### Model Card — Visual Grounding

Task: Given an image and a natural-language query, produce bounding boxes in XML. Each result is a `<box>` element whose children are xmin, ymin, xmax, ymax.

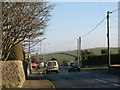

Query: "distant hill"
<box><xmin>44</xmin><ymin>47</ymin><xmax>118</xmax><ymax>56</ymax></box>
<box><xmin>32</xmin><ymin>47</ymin><xmax>118</xmax><ymax>64</ymax></box>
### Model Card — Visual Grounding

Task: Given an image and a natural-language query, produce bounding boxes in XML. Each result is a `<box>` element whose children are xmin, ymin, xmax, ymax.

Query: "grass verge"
<box><xmin>37</xmin><ymin>68</ymin><xmax>46</xmax><ymax>72</ymax></box>
<box><xmin>0</xmin><ymin>85</ymin><xmax>2</xmax><ymax>90</ymax></box>
<box><xmin>81</xmin><ymin>67</ymin><xmax>108</xmax><ymax>70</ymax></box>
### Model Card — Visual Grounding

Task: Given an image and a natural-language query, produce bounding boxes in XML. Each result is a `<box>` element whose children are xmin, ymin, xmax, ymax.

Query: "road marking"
<box><xmin>113</xmin><ymin>84</ymin><xmax>120</xmax><ymax>87</ymax></box>
<box><xmin>50</xmin><ymin>81</ymin><xmax>56</xmax><ymax>88</ymax></box>
<box><xmin>95</xmin><ymin>79</ymin><xmax>108</xmax><ymax>83</ymax></box>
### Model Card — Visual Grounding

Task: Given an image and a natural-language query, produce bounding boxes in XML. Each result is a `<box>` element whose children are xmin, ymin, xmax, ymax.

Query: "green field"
<box><xmin>32</xmin><ymin>47</ymin><xmax>118</xmax><ymax>65</ymax></box>
<box><xmin>81</xmin><ymin>66</ymin><xmax>108</xmax><ymax>70</ymax></box>
<box><xmin>44</xmin><ymin>53</ymin><xmax>75</xmax><ymax>65</ymax></box>
<box><xmin>64</xmin><ymin>47</ymin><xmax>118</xmax><ymax>56</ymax></box>
<box><xmin>41</xmin><ymin>47</ymin><xmax>118</xmax><ymax>64</ymax></box>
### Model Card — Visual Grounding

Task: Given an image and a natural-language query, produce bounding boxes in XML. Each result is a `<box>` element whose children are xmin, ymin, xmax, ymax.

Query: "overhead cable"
<box><xmin>111</xmin><ymin>7</ymin><xmax>120</xmax><ymax>13</ymax></box>
<box><xmin>82</xmin><ymin>16</ymin><xmax>107</xmax><ymax>38</ymax></box>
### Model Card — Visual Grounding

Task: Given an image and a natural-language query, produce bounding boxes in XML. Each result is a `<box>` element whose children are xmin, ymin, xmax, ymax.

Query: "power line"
<box><xmin>111</xmin><ymin>7</ymin><xmax>120</xmax><ymax>13</ymax></box>
<box><xmin>81</xmin><ymin>7</ymin><xmax>120</xmax><ymax>38</ymax></box>
<box><xmin>82</xmin><ymin>16</ymin><xmax>107</xmax><ymax>38</ymax></box>
<box><xmin>111</xmin><ymin>17</ymin><xmax>118</xmax><ymax>24</ymax></box>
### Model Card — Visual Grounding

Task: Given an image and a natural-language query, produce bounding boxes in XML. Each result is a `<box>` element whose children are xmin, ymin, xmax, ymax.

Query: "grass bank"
<box><xmin>81</xmin><ymin>66</ymin><xmax>108</xmax><ymax>70</ymax></box>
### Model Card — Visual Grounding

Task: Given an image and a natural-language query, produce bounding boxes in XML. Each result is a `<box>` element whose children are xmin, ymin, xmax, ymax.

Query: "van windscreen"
<box><xmin>48</xmin><ymin>62</ymin><xmax>56</xmax><ymax>66</ymax></box>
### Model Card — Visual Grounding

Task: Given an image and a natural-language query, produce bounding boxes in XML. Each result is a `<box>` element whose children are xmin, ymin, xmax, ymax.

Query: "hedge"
<box><xmin>8</xmin><ymin>43</ymin><xmax>24</xmax><ymax>61</ymax></box>
<box><xmin>82</xmin><ymin>54</ymin><xmax>120</xmax><ymax>66</ymax></box>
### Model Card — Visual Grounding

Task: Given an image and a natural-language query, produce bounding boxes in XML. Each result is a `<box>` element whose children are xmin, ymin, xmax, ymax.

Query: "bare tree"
<box><xmin>2</xmin><ymin>2</ymin><xmax>53</xmax><ymax>61</ymax></box>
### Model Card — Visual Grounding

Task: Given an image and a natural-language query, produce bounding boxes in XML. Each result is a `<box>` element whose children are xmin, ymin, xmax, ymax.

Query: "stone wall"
<box><xmin>2</xmin><ymin>61</ymin><xmax>25</xmax><ymax>88</ymax></box>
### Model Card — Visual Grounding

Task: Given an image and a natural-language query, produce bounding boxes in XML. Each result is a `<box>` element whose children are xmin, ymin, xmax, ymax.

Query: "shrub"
<box><xmin>7</xmin><ymin>43</ymin><xmax>24</xmax><ymax>61</ymax></box>
<box><xmin>82</xmin><ymin>54</ymin><xmax>120</xmax><ymax>66</ymax></box>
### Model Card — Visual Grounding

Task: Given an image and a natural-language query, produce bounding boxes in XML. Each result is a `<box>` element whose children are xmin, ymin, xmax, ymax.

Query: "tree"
<box><xmin>81</xmin><ymin>49</ymin><xmax>94</xmax><ymax>60</ymax></box>
<box><xmin>101</xmin><ymin>49</ymin><xmax>107</xmax><ymax>55</ymax></box>
<box><xmin>101</xmin><ymin>49</ymin><xmax>112</xmax><ymax>55</ymax></box>
<box><xmin>2</xmin><ymin>2</ymin><xmax>53</xmax><ymax>61</ymax></box>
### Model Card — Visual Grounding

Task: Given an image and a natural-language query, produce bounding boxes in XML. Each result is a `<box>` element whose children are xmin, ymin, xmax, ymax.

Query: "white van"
<box><xmin>46</xmin><ymin>60</ymin><xmax>59</xmax><ymax>73</ymax></box>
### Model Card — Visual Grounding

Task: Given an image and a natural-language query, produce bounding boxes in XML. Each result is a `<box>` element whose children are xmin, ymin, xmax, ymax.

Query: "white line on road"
<box><xmin>113</xmin><ymin>84</ymin><xmax>120</xmax><ymax>87</ymax></box>
<box><xmin>95</xmin><ymin>79</ymin><xmax>108</xmax><ymax>83</ymax></box>
<box><xmin>50</xmin><ymin>81</ymin><xmax>56</xmax><ymax>88</ymax></box>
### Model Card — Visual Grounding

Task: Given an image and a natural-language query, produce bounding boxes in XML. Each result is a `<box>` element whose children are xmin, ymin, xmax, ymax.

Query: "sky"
<box><xmin>35</xmin><ymin>2</ymin><xmax>119</xmax><ymax>54</ymax></box>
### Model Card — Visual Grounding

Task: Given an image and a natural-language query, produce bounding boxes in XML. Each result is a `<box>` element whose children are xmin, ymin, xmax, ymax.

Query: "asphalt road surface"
<box><xmin>44</xmin><ymin>66</ymin><xmax>120</xmax><ymax>88</ymax></box>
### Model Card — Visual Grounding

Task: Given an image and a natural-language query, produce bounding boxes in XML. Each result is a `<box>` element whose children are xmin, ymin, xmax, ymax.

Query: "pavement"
<box><xmin>2</xmin><ymin>69</ymin><xmax>55</xmax><ymax>90</ymax></box>
<box><xmin>22</xmin><ymin>70</ymin><xmax>55</xmax><ymax>89</ymax></box>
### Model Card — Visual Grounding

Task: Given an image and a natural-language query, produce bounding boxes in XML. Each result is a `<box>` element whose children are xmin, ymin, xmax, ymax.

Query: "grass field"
<box><xmin>81</xmin><ymin>66</ymin><xmax>108</xmax><ymax>70</ymax></box>
<box><xmin>32</xmin><ymin>47</ymin><xmax>118</xmax><ymax>65</ymax></box>
<box><xmin>61</xmin><ymin>47</ymin><xmax>118</xmax><ymax>56</ymax></box>
<box><xmin>42</xmin><ymin>47</ymin><xmax>118</xmax><ymax>62</ymax></box>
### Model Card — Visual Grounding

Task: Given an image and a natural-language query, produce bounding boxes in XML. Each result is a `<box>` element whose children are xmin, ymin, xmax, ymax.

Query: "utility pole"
<box><xmin>0</xmin><ymin>2</ymin><xmax>2</xmax><ymax>86</ymax></box>
<box><xmin>77</xmin><ymin>37</ymin><xmax>81</xmax><ymax>65</ymax></box>
<box><xmin>36</xmin><ymin>52</ymin><xmax>38</xmax><ymax>63</ymax></box>
<box><xmin>107</xmin><ymin>11</ymin><xmax>112</xmax><ymax>66</ymax></box>
<box><xmin>79</xmin><ymin>37</ymin><xmax>81</xmax><ymax>65</ymax></box>
<box><xmin>39</xmin><ymin>38</ymin><xmax>46</xmax><ymax>62</ymax></box>
<box><xmin>39</xmin><ymin>42</ymin><xmax>42</xmax><ymax>62</ymax></box>
<box><xmin>118</xmin><ymin>2</ymin><xmax>120</xmax><ymax>54</ymax></box>
<box><xmin>0</xmin><ymin>2</ymin><xmax>2</xmax><ymax>61</ymax></box>
<box><xmin>28</xmin><ymin>35</ymin><xmax>32</xmax><ymax>74</ymax></box>
<box><xmin>77</xmin><ymin>38</ymin><xmax>79</xmax><ymax>63</ymax></box>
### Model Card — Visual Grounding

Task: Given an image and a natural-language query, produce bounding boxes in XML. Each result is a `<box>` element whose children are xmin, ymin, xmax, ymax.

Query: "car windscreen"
<box><xmin>70</xmin><ymin>63</ymin><xmax>79</xmax><ymax>67</ymax></box>
<box><xmin>48</xmin><ymin>62</ymin><xmax>56</xmax><ymax>66</ymax></box>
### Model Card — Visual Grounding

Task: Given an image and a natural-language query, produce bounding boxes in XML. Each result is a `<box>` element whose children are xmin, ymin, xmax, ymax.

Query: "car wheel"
<box><xmin>46</xmin><ymin>70</ymin><xmax>49</xmax><ymax>74</ymax></box>
<box><xmin>56</xmin><ymin>71</ymin><xmax>59</xmax><ymax>73</ymax></box>
<box><xmin>68</xmin><ymin>70</ymin><xmax>71</xmax><ymax>72</ymax></box>
<box><xmin>78</xmin><ymin>69</ymin><xmax>81</xmax><ymax>72</ymax></box>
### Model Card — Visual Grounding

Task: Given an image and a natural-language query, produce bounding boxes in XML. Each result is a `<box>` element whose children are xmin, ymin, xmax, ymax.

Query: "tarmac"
<box><xmin>22</xmin><ymin>71</ymin><xmax>55</xmax><ymax>88</ymax></box>
<box><xmin>2</xmin><ymin>69</ymin><xmax>55</xmax><ymax>90</ymax></box>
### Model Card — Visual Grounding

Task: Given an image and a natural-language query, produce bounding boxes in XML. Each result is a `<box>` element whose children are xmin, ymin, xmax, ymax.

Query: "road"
<box><xmin>43</xmin><ymin>66</ymin><xmax>120</xmax><ymax>88</ymax></box>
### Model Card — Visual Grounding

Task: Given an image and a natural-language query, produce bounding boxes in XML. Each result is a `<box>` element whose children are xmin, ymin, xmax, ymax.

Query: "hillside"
<box><xmin>34</xmin><ymin>47</ymin><xmax>118</xmax><ymax>64</ymax></box>
<box><xmin>44</xmin><ymin>47</ymin><xmax>118</xmax><ymax>56</ymax></box>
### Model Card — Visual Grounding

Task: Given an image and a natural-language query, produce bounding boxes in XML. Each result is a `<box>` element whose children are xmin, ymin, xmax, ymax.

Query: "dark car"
<box><xmin>68</xmin><ymin>62</ymin><xmax>81</xmax><ymax>72</ymax></box>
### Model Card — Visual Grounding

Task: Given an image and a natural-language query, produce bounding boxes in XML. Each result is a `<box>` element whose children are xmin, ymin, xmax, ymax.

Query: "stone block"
<box><xmin>2</xmin><ymin>61</ymin><xmax>25</xmax><ymax>88</ymax></box>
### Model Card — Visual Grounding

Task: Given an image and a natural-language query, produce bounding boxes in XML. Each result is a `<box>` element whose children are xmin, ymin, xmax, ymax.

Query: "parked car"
<box><xmin>63</xmin><ymin>60</ymin><xmax>69</xmax><ymax>66</ymax></box>
<box><xmin>31</xmin><ymin>63</ymin><xmax>37</xmax><ymax>68</ymax></box>
<box><xmin>31</xmin><ymin>63</ymin><xmax>38</xmax><ymax>70</ymax></box>
<box><xmin>46</xmin><ymin>60</ymin><xmax>59</xmax><ymax>74</ymax></box>
<box><xmin>68</xmin><ymin>62</ymin><xmax>81</xmax><ymax>72</ymax></box>
<box><xmin>38</xmin><ymin>62</ymin><xmax>45</xmax><ymax>69</ymax></box>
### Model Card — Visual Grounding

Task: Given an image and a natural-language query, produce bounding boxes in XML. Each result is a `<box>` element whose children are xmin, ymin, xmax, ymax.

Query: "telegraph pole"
<box><xmin>0</xmin><ymin>2</ymin><xmax>2</xmax><ymax>61</ymax></box>
<box><xmin>118</xmin><ymin>2</ymin><xmax>120</xmax><ymax>54</ymax></box>
<box><xmin>107</xmin><ymin>11</ymin><xmax>112</xmax><ymax>66</ymax></box>
<box><xmin>77</xmin><ymin>37</ymin><xmax>81</xmax><ymax>65</ymax></box>
<box><xmin>0</xmin><ymin>2</ymin><xmax>2</xmax><ymax>86</ymax></box>
<box><xmin>28</xmin><ymin>35</ymin><xmax>32</xmax><ymax>74</ymax></box>
<box><xmin>79</xmin><ymin>37</ymin><xmax>81</xmax><ymax>65</ymax></box>
<box><xmin>77</xmin><ymin>38</ymin><xmax>79</xmax><ymax>64</ymax></box>
<box><xmin>39</xmin><ymin>42</ymin><xmax>42</xmax><ymax>62</ymax></box>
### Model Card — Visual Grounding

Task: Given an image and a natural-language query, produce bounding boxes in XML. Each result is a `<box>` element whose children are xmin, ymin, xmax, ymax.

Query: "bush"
<box><xmin>8</xmin><ymin>43</ymin><xmax>24</xmax><ymax>61</ymax></box>
<box><xmin>82</xmin><ymin>54</ymin><xmax>120</xmax><ymax>66</ymax></box>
